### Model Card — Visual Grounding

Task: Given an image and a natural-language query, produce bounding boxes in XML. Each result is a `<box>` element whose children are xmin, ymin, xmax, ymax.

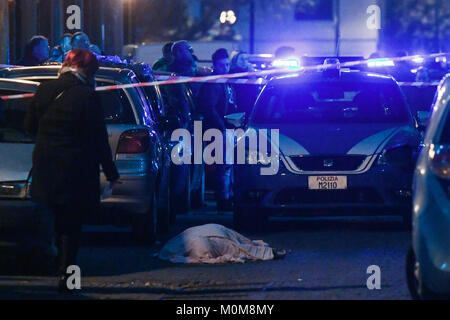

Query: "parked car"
<box><xmin>0</xmin><ymin>78</ymin><xmax>56</xmax><ymax>269</ymax></box>
<box><xmin>0</xmin><ymin>65</ymin><xmax>171</xmax><ymax>244</ymax></box>
<box><xmin>154</xmin><ymin>71</ymin><xmax>205</xmax><ymax>211</ymax></box>
<box><xmin>406</xmin><ymin>74</ymin><xmax>450</xmax><ymax>300</ymax></box>
<box><xmin>228</xmin><ymin>62</ymin><xmax>422</xmax><ymax>232</ymax></box>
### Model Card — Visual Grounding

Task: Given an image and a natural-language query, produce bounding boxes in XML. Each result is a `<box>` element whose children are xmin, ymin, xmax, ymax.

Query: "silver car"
<box><xmin>0</xmin><ymin>66</ymin><xmax>171</xmax><ymax>250</ymax></box>
<box><xmin>407</xmin><ymin>74</ymin><xmax>450</xmax><ymax>299</ymax></box>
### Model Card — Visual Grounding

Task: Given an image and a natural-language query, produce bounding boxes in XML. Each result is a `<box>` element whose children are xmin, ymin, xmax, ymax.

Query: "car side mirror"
<box><xmin>224</xmin><ymin>112</ymin><xmax>246</xmax><ymax>128</ymax></box>
<box><xmin>416</xmin><ymin>111</ymin><xmax>430</xmax><ymax>130</ymax></box>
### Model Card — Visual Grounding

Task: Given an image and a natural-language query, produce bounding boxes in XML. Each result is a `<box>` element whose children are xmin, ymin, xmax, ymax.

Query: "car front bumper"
<box><xmin>0</xmin><ymin>200</ymin><xmax>54</xmax><ymax>252</ymax></box>
<box><xmin>234</xmin><ymin>163</ymin><xmax>412</xmax><ymax>216</ymax></box>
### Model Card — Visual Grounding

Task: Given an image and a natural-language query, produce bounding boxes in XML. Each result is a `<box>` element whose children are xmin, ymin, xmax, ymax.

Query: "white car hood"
<box><xmin>0</xmin><ymin>143</ymin><xmax>34</xmax><ymax>182</ymax></box>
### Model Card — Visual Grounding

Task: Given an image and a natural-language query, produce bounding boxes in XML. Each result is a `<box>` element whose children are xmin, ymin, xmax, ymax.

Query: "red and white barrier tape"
<box><xmin>0</xmin><ymin>52</ymin><xmax>448</xmax><ymax>100</ymax></box>
<box><xmin>0</xmin><ymin>93</ymin><xmax>35</xmax><ymax>100</ymax></box>
<box><xmin>398</xmin><ymin>81</ymin><xmax>440</xmax><ymax>87</ymax></box>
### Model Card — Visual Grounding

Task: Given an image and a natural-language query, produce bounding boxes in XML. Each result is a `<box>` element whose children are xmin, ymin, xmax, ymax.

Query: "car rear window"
<box><xmin>0</xmin><ymin>91</ymin><xmax>34</xmax><ymax>143</ymax></box>
<box><xmin>96</xmin><ymin>82</ymin><xmax>136</xmax><ymax>124</ymax></box>
<box><xmin>252</xmin><ymin>80</ymin><xmax>410</xmax><ymax>125</ymax></box>
<box><xmin>7</xmin><ymin>78</ymin><xmax>137</xmax><ymax>125</ymax></box>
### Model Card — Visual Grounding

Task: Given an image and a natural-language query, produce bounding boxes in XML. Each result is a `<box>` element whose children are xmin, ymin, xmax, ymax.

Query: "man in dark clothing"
<box><xmin>152</xmin><ymin>42</ymin><xmax>174</xmax><ymax>72</ymax></box>
<box><xmin>17</xmin><ymin>36</ymin><xmax>50</xmax><ymax>66</ymax></box>
<box><xmin>169</xmin><ymin>40</ymin><xmax>196</xmax><ymax>76</ymax></box>
<box><xmin>25</xmin><ymin>49</ymin><xmax>119</xmax><ymax>292</ymax></box>
<box><xmin>230</xmin><ymin>51</ymin><xmax>260</xmax><ymax>115</ymax></box>
<box><xmin>197</xmin><ymin>49</ymin><xmax>236</xmax><ymax>211</ymax></box>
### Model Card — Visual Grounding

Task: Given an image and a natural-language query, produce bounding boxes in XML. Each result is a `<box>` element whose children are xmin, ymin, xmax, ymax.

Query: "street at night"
<box><xmin>0</xmin><ymin>203</ymin><xmax>411</xmax><ymax>300</ymax></box>
<box><xmin>0</xmin><ymin>0</ymin><xmax>449</xmax><ymax>307</ymax></box>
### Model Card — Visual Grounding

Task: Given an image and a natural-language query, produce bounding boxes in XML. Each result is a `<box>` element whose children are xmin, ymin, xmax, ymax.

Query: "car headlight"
<box><xmin>0</xmin><ymin>181</ymin><xmax>28</xmax><ymax>198</ymax></box>
<box><xmin>377</xmin><ymin>153</ymin><xmax>388</xmax><ymax>166</ymax></box>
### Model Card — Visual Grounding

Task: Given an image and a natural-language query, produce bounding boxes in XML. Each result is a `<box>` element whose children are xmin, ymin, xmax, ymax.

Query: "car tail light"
<box><xmin>429</xmin><ymin>144</ymin><xmax>450</xmax><ymax>179</ymax></box>
<box><xmin>117</xmin><ymin>129</ymin><xmax>150</xmax><ymax>154</ymax></box>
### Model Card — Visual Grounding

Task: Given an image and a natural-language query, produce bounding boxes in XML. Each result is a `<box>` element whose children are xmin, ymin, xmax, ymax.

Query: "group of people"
<box><xmin>17</xmin><ymin>32</ymin><xmax>103</xmax><ymax>66</ymax></box>
<box><xmin>152</xmin><ymin>40</ymin><xmax>259</xmax><ymax>211</ymax></box>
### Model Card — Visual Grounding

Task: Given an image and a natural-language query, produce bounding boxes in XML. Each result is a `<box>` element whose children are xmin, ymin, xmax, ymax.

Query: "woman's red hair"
<box><xmin>62</xmin><ymin>49</ymin><xmax>99</xmax><ymax>77</ymax></box>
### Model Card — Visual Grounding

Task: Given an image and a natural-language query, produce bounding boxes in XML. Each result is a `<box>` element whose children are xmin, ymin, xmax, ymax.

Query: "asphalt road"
<box><xmin>0</xmin><ymin>204</ymin><xmax>412</xmax><ymax>300</ymax></box>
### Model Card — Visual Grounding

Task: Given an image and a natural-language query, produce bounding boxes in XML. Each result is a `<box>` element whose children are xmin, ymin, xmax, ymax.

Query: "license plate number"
<box><xmin>308</xmin><ymin>176</ymin><xmax>347</xmax><ymax>190</ymax></box>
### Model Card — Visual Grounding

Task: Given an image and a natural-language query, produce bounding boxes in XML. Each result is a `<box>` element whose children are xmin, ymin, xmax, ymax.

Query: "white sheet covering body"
<box><xmin>158</xmin><ymin>224</ymin><xmax>275</xmax><ymax>263</ymax></box>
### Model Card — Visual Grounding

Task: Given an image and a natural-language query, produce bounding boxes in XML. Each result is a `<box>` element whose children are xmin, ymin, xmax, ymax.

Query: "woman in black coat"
<box><xmin>25</xmin><ymin>49</ymin><xmax>120</xmax><ymax>292</ymax></box>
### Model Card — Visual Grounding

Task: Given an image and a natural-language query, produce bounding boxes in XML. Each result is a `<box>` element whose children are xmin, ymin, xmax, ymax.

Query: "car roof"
<box><xmin>0</xmin><ymin>78</ymin><xmax>40</xmax><ymax>92</ymax></box>
<box><xmin>268</xmin><ymin>70</ymin><xmax>397</xmax><ymax>86</ymax></box>
<box><xmin>0</xmin><ymin>65</ymin><xmax>136</xmax><ymax>84</ymax></box>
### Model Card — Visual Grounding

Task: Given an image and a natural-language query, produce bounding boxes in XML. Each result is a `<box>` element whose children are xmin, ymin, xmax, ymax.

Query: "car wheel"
<box><xmin>191</xmin><ymin>164</ymin><xmax>205</xmax><ymax>210</ymax></box>
<box><xmin>233</xmin><ymin>206</ymin><xmax>267</xmax><ymax>233</ymax></box>
<box><xmin>406</xmin><ymin>246</ymin><xmax>437</xmax><ymax>300</ymax></box>
<box><xmin>132</xmin><ymin>192</ymin><xmax>157</xmax><ymax>245</ymax></box>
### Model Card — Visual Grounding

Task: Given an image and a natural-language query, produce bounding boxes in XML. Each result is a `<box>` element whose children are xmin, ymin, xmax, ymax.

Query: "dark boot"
<box><xmin>56</xmin><ymin>235</ymin><xmax>73</xmax><ymax>294</ymax></box>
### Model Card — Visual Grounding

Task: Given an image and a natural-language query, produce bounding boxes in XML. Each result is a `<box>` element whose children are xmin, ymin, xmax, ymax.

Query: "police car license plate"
<box><xmin>308</xmin><ymin>176</ymin><xmax>347</xmax><ymax>190</ymax></box>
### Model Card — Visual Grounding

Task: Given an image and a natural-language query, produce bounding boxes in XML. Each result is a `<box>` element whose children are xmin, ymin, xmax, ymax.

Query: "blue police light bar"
<box><xmin>272</xmin><ymin>58</ymin><xmax>301</xmax><ymax>69</ymax></box>
<box><xmin>412</xmin><ymin>56</ymin><xmax>425</xmax><ymax>64</ymax></box>
<box><xmin>367</xmin><ymin>58</ymin><xmax>395</xmax><ymax>68</ymax></box>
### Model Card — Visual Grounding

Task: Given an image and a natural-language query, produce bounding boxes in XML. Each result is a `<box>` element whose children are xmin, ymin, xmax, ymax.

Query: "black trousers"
<box><xmin>50</xmin><ymin>204</ymin><xmax>84</xmax><ymax>275</ymax></box>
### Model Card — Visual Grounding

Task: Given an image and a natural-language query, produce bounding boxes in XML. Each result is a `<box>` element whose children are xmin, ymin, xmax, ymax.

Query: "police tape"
<box><xmin>0</xmin><ymin>52</ymin><xmax>449</xmax><ymax>100</ymax></box>
<box><xmin>398</xmin><ymin>81</ymin><xmax>441</xmax><ymax>87</ymax></box>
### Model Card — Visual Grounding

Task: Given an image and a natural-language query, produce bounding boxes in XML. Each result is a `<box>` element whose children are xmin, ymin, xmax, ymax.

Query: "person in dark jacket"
<box><xmin>229</xmin><ymin>51</ymin><xmax>260</xmax><ymax>114</ymax></box>
<box><xmin>24</xmin><ymin>49</ymin><xmax>120</xmax><ymax>292</ymax></box>
<box><xmin>152</xmin><ymin>42</ymin><xmax>174</xmax><ymax>72</ymax></box>
<box><xmin>197</xmin><ymin>49</ymin><xmax>236</xmax><ymax>211</ymax></box>
<box><xmin>17</xmin><ymin>35</ymin><xmax>50</xmax><ymax>66</ymax></box>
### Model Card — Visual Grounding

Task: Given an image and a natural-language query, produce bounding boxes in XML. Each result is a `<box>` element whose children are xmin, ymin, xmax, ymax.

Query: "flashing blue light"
<box><xmin>412</xmin><ymin>56</ymin><xmax>425</xmax><ymax>64</ymax></box>
<box><xmin>272</xmin><ymin>58</ymin><xmax>301</xmax><ymax>69</ymax></box>
<box><xmin>367</xmin><ymin>58</ymin><xmax>395</xmax><ymax>68</ymax></box>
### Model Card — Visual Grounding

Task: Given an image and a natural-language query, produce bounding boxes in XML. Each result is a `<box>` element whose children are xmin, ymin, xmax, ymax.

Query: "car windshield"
<box><xmin>252</xmin><ymin>80</ymin><xmax>410</xmax><ymax>125</ymax></box>
<box><xmin>0</xmin><ymin>91</ymin><xmax>34</xmax><ymax>143</ymax></box>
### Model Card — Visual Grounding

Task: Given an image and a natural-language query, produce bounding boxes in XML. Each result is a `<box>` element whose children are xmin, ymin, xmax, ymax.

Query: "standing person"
<box><xmin>229</xmin><ymin>51</ymin><xmax>260</xmax><ymax>114</ymax></box>
<box><xmin>49</xmin><ymin>33</ymin><xmax>72</xmax><ymax>63</ymax></box>
<box><xmin>152</xmin><ymin>42</ymin><xmax>174</xmax><ymax>71</ymax></box>
<box><xmin>169</xmin><ymin>40</ymin><xmax>196</xmax><ymax>76</ymax></box>
<box><xmin>71</xmin><ymin>32</ymin><xmax>91</xmax><ymax>50</ymax></box>
<box><xmin>197</xmin><ymin>48</ymin><xmax>236</xmax><ymax>212</ymax></box>
<box><xmin>24</xmin><ymin>49</ymin><xmax>120</xmax><ymax>293</ymax></box>
<box><xmin>17</xmin><ymin>35</ymin><xmax>50</xmax><ymax>66</ymax></box>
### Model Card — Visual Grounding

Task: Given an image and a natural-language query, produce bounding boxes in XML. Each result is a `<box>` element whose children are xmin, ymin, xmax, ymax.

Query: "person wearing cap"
<box><xmin>197</xmin><ymin>48</ymin><xmax>236</xmax><ymax>212</ymax></box>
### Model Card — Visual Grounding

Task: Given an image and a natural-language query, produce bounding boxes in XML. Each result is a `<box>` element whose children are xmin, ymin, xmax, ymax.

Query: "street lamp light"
<box><xmin>220</xmin><ymin>10</ymin><xmax>236</xmax><ymax>25</ymax></box>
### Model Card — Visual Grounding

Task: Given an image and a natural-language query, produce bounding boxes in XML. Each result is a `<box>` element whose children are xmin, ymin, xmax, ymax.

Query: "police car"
<box><xmin>230</xmin><ymin>60</ymin><xmax>422</xmax><ymax>232</ymax></box>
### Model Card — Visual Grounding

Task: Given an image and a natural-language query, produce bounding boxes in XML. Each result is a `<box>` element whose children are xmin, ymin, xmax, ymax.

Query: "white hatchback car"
<box><xmin>407</xmin><ymin>74</ymin><xmax>450</xmax><ymax>299</ymax></box>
